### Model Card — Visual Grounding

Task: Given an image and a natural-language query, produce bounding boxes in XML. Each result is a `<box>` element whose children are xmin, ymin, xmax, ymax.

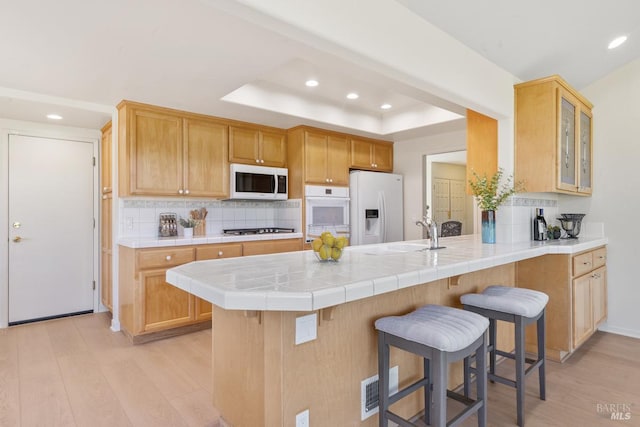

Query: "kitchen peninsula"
<box><xmin>166</xmin><ymin>235</ymin><xmax>607</xmax><ymax>426</ymax></box>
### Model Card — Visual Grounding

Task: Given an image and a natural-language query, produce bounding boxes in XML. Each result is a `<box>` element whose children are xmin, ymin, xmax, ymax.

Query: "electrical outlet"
<box><xmin>126</xmin><ymin>217</ymin><xmax>134</xmax><ymax>230</ymax></box>
<box><xmin>295</xmin><ymin>313</ymin><xmax>317</xmax><ymax>345</ymax></box>
<box><xmin>296</xmin><ymin>409</ymin><xmax>309</xmax><ymax>427</ymax></box>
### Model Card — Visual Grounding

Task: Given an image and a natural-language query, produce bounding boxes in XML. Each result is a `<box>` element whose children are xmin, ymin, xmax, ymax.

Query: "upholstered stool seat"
<box><xmin>461</xmin><ymin>286</ymin><xmax>548</xmax><ymax>427</ymax></box>
<box><xmin>375</xmin><ymin>304</ymin><xmax>489</xmax><ymax>427</ymax></box>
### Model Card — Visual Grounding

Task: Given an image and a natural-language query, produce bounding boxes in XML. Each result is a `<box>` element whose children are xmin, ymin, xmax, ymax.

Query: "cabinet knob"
<box><xmin>102</xmin><ymin>187</ymin><xmax>111</xmax><ymax>193</ymax></box>
<box><xmin>255</xmin><ymin>159</ymin><xmax>260</xmax><ymax>163</ymax></box>
<box><xmin>218</xmin><ymin>251</ymin><xmax>223</xmax><ymax>257</ymax></box>
<box><xmin>329</xmin><ymin>178</ymin><xmax>333</xmax><ymax>183</ymax></box>
<box><xmin>102</xmin><ymin>195</ymin><xmax>107</xmax><ymax>200</ymax></box>
<box><xmin>184</xmin><ymin>189</ymin><xmax>190</xmax><ymax>195</ymax></box>
<box><xmin>178</xmin><ymin>189</ymin><xmax>183</xmax><ymax>194</ymax></box>
<box><xmin>166</xmin><ymin>255</ymin><xmax>172</xmax><ymax>261</ymax></box>
<box><xmin>583</xmin><ymin>261</ymin><xmax>591</xmax><ymax>265</ymax></box>
<box><xmin>260</xmin><ymin>159</ymin><xmax>265</xmax><ymax>164</ymax></box>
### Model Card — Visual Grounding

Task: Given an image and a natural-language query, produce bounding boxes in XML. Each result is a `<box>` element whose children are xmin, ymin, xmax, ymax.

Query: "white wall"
<box><xmin>574</xmin><ymin>58</ymin><xmax>640</xmax><ymax>338</ymax></box>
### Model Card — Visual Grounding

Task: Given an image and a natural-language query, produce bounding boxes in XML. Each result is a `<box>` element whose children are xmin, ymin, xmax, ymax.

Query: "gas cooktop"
<box><xmin>223</xmin><ymin>227</ymin><xmax>295</xmax><ymax>236</ymax></box>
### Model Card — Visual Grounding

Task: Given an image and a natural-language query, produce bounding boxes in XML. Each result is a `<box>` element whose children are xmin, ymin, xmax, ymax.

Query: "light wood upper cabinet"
<box><xmin>515</xmin><ymin>75</ymin><xmax>593</xmax><ymax>195</ymax></box>
<box><xmin>229</xmin><ymin>125</ymin><xmax>286</xmax><ymax>167</ymax></box>
<box><xmin>118</xmin><ymin>101</ymin><xmax>229</xmax><ymax>198</ymax></box>
<box><xmin>303</xmin><ymin>130</ymin><xmax>349</xmax><ymax>185</ymax></box>
<box><xmin>350</xmin><ymin>138</ymin><xmax>393</xmax><ymax>172</ymax></box>
<box><xmin>183</xmin><ymin>118</ymin><xmax>228</xmax><ymax>198</ymax></box>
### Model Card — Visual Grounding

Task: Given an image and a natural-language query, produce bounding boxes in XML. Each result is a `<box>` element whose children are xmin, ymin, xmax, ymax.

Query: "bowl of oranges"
<box><xmin>312</xmin><ymin>231</ymin><xmax>347</xmax><ymax>262</ymax></box>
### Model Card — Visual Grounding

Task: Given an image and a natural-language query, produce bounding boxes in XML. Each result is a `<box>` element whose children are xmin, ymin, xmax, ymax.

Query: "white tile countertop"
<box><xmin>165</xmin><ymin>234</ymin><xmax>608</xmax><ymax>312</ymax></box>
<box><xmin>118</xmin><ymin>232</ymin><xmax>304</xmax><ymax>248</ymax></box>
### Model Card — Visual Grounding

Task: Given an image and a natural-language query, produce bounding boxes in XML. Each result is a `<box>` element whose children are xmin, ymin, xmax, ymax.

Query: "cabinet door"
<box><xmin>578</xmin><ymin>108</ymin><xmax>593</xmax><ymax>194</ymax></box>
<box><xmin>260</xmin><ymin>130</ymin><xmax>287</xmax><ymax>167</ymax></box>
<box><xmin>229</xmin><ymin>126</ymin><xmax>260</xmax><ymax>164</ymax></box>
<box><xmin>557</xmin><ymin>89</ymin><xmax>578</xmax><ymax>191</ymax></box>
<box><xmin>184</xmin><ymin>119</ymin><xmax>229</xmax><ymax>197</ymax></box>
<box><xmin>195</xmin><ymin>243</ymin><xmax>243</xmax><ymax>320</ymax></box>
<box><xmin>326</xmin><ymin>135</ymin><xmax>350</xmax><ymax>185</ymax></box>
<box><xmin>572</xmin><ymin>273</ymin><xmax>593</xmax><ymax>349</ymax></box>
<box><xmin>101</xmin><ymin>248</ymin><xmax>112</xmax><ymax>311</ymax></box>
<box><xmin>100</xmin><ymin>194</ymin><xmax>112</xmax><ymax>310</ymax></box>
<box><xmin>101</xmin><ymin>123</ymin><xmax>112</xmax><ymax>194</ymax></box>
<box><xmin>592</xmin><ymin>266</ymin><xmax>607</xmax><ymax>326</ymax></box>
<box><xmin>304</xmin><ymin>132</ymin><xmax>330</xmax><ymax>184</ymax></box>
<box><xmin>129</xmin><ymin>108</ymin><xmax>183</xmax><ymax>195</ymax></box>
<box><xmin>140</xmin><ymin>269</ymin><xmax>193</xmax><ymax>332</ymax></box>
<box><xmin>350</xmin><ymin>138</ymin><xmax>373</xmax><ymax>170</ymax></box>
<box><xmin>372</xmin><ymin>142</ymin><xmax>393</xmax><ymax>172</ymax></box>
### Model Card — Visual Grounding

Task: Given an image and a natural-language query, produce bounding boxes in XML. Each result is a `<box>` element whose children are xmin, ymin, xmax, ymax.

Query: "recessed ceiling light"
<box><xmin>305</xmin><ymin>79</ymin><xmax>319</xmax><ymax>87</ymax></box>
<box><xmin>46</xmin><ymin>114</ymin><xmax>63</xmax><ymax>120</ymax></box>
<box><xmin>346</xmin><ymin>92</ymin><xmax>359</xmax><ymax>100</ymax></box>
<box><xmin>380</xmin><ymin>103</ymin><xmax>392</xmax><ymax>110</ymax></box>
<box><xmin>608</xmin><ymin>35</ymin><xmax>628</xmax><ymax>49</ymax></box>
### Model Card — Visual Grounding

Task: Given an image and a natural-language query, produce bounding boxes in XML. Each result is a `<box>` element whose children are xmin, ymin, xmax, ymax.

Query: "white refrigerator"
<box><xmin>349</xmin><ymin>170</ymin><xmax>404</xmax><ymax>245</ymax></box>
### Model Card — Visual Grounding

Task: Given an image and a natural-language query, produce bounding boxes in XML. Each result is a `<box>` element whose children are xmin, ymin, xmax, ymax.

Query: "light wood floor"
<box><xmin>0</xmin><ymin>312</ymin><xmax>219</xmax><ymax>427</ymax></box>
<box><xmin>1</xmin><ymin>313</ymin><xmax>639</xmax><ymax>427</ymax></box>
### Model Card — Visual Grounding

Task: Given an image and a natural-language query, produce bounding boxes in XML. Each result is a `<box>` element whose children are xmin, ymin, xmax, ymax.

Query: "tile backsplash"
<box><xmin>119</xmin><ymin>198</ymin><xmax>302</xmax><ymax>238</ymax></box>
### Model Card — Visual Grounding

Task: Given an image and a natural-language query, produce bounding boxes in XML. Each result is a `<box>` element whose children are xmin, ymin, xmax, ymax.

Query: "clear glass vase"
<box><xmin>481</xmin><ymin>210</ymin><xmax>496</xmax><ymax>243</ymax></box>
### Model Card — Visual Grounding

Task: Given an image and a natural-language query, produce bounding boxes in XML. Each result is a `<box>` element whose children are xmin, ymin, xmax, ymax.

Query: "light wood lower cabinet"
<box><xmin>195</xmin><ymin>243</ymin><xmax>243</xmax><ymax>320</ymax></box>
<box><xmin>517</xmin><ymin>245</ymin><xmax>607</xmax><ymax>361</ymax></box>
<box><xmin>119</xmin><ymin>239</ymin><xmax>302</xmax><ymax>342</ymax></box>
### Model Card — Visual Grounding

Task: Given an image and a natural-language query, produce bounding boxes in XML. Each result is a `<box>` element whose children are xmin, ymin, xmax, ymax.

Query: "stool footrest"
<box><xmin>387</xmin><ymin>410</ymin><xmax>418</xmax><ymax>427</ymax></box>
<box><xmin>447</xmin><ymin>397</ymin><xmax>485</xmax><ymax>427</ymax></box>
<box><xmin>389</xmin><ymin>377</ymin><xmax>430</xmax><ymax>406</ymax></box>
<box><xmin>488</xmin><ymin>373</ymin><xmax>516</xmax><ymax>388</ymax></box>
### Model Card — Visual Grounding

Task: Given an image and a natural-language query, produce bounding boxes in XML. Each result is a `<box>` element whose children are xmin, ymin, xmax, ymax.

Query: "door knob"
<box><xmin>13</xmin><ymin>236</ymin><xmax>22</xmax><ymax>243</ymax></box>
<box><xmin>13</xmin><ymin>222</ymin><xmax>21</xmax><ymax>229</ymax></box>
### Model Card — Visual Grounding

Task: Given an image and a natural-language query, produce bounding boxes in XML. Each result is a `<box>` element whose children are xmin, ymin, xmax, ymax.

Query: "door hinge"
<box><xmin>93</xmin><ymin>280</ymin><xmax>96</xmax><ymax>290</ymax></box>
<box><xmin>93</xmin><ymin>156</ymin><xmax>96</xmax><ymax>166</ymax></box>
<box><xmin>93</xmin><ymin>218</ymin><xmax>96</xmax><ymax>229</ymax></box>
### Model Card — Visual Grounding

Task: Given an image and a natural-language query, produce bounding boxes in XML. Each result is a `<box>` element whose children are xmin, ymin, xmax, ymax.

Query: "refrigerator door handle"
<box><xmin>378</xmin><ymin>191</ymin><xmax>386</xmax><ymax>242</ymax></box>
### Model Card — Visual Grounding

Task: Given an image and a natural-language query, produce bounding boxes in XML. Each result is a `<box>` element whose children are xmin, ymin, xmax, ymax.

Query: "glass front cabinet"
<box><xmin>515</xmin><ymin>75</ymin><xmax>594</xmax><ymax>196</ymax></box>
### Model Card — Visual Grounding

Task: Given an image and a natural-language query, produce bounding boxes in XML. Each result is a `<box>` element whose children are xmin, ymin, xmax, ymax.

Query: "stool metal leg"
<box><xmin>476</xmin><ymin>331</ymin><xmax>488</xmax><ymax>427</ymax></box>
<box><xmin>424</xmin><ymin>358</ymin><xmax>431</xmax><ymax>425</ymax></box>
<box><xmin>463</xmin><ymin>355</ymin><xmax>471</xmax><ymax>398</ymax></box>
<box><xmin>489</xmin><ymin>318</ymin><xmax>497</xmax><ymax>378</ymax></box>
<box><xmin>378</xmin><ymin>332</ymin><xmax>390</xmax><ymax>427</ymax></box>
<box><xmin>515</xmin><ymin>316</ymin><xmax>526</xmax><ymax>427</ymax></box>
<box><xmin>431</xmin><ymin>351</ymin><xmax>447</xmax><ymax>427</ymax></box>
<box><xmin>537</xmin><ymin>310</ymin><xmax>546</xmax><ymax>401</ymax></box>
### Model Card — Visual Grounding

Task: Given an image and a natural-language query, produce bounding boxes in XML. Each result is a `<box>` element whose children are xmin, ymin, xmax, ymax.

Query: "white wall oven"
<box><xmin>229</xmin><ymin>163</ymin><xmax>288</xmax><ymax>200</ymax></box>
<box><xmin>305</xmin><ymin>185</ymin><xmax>350</xmax><ymax>243</ymax></box>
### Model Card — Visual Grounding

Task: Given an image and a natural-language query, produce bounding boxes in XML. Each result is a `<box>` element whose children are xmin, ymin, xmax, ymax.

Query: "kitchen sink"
<box><xmin>350</xmin><ymin>242</ymin><xmax>433</xmax><ymax>255</ymax></box>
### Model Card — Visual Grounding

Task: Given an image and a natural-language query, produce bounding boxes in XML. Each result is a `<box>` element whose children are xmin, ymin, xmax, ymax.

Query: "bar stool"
<box><xmin>461</xmin><ymin>286</ymin><xmax>549</xmax><ymax>427</ymax></box>
<box><xmin>375</xmin><ymin>304</ymin><xmax>489</xmax><ymax>427</ymax></box>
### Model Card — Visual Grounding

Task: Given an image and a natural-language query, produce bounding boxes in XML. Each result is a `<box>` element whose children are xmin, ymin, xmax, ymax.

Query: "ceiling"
<box><xmin>1</xmin><ymin>1</ymin><xmax>639</xmax><ymax>139</ymax></box>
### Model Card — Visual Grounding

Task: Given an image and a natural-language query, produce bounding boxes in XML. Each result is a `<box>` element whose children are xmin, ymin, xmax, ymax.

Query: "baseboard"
<box><xmin>598</xmin><ymin>324</ymin><xmax>640</xmax><ymax>340</ymax></box>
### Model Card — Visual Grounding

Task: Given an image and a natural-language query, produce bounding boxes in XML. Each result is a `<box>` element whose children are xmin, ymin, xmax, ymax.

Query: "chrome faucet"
<box><xmin>415</xmin><ymin>205</ymin><xmax>439</xmax><ymax>249</ymax></box>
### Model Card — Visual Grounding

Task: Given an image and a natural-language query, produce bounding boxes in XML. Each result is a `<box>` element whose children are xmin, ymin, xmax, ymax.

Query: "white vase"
<box><xmin>183</xmin><ymin>227</ymin><xmax>194</xmax><ymax>238</ymax></box>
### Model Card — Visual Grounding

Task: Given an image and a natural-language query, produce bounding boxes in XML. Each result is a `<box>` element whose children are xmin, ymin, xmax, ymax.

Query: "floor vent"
<box><xmin>360</xmin><ymin>366</ymin><xmax>398</xmax><ymax>420</ymax></box>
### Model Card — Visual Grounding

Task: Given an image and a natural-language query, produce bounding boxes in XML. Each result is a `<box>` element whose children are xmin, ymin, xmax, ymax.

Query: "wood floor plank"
<box><xmin>101</xmin><ymin>358</ymin><xmax>188</xmax><ymax>427</ymax></box>
<box><xmin>169</xmin><ymin>389</ymin><xmax>220</xmax><ymax>427</ymax></box>
<box><xmin>0</xmin><ymin>328</ymin><xmax>21</xmax><ymax>426</ymax></box>
<box><xmin>57</xmin><ymin>352</ymin><xmax>132</xmax><ymax>427</ymax></box>
<box><xmin>15</xmin><ymin>323</ymin><xmax>76</xmax><ymax>427</ymax></box>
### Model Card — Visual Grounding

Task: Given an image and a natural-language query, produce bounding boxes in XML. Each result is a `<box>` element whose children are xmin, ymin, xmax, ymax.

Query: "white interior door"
<box><xmin>432</xmin><ymin>178</ymin><xmax>450</xmax><ymax>225</ymax></box>
<box><xmin>8</xmin><ymin>135</ymin><xmax>95</xmax><ymax>324</ymax></box>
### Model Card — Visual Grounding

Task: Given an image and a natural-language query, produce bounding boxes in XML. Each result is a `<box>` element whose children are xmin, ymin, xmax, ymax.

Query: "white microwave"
<box><xmin>229</xmin><ymin>163</ymin><xmax>288</xmax><ymax>200</ymax></box>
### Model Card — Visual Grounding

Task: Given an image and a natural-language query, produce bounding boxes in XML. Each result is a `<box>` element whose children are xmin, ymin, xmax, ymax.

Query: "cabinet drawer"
<box><xmin>573</xmin><ymin>252</ymin><xmax>594</xmax><ymax>277</ymax></box>
<box><xmin>197</xmin><ymin>244</ymin><xmax>243</xmax><ymax>260</ymax></box>
<box><xmin>592</xmin><ymin>247</ymin><xmax>607</xmax><ymax>269</ymax></box>
<box><xmin>138</xmin><ymin>247</ymin><xmax>196</xmax><ymax>269</ymax></box>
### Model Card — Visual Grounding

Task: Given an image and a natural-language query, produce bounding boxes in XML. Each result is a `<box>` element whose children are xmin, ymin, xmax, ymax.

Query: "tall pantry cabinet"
<box><xmin>100</xmin><ymin>122</ymin><xmax>113</xmax><ymax>311</ymax></box>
